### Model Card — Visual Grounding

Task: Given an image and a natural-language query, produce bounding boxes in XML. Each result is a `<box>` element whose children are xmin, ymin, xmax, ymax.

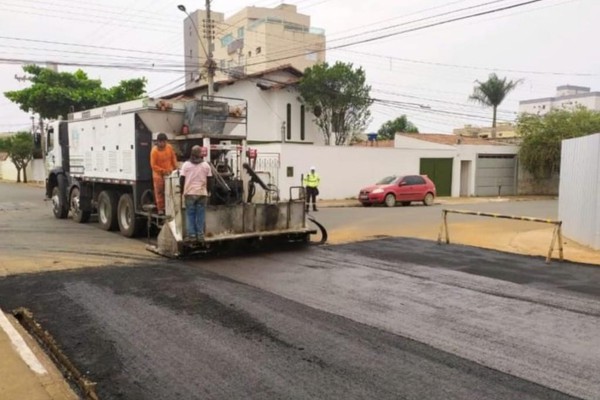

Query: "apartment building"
<box><xmin>519</xmin><ymin>85</ymin><xmax>600</xmax><ymax>115</ymax></box>
<box><xmin>182</xmin><ymin>3</ymin><xmax>325</xmax><ymax>89</ymax></box>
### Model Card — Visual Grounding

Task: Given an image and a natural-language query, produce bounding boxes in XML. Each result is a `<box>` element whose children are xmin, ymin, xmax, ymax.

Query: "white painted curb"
<box><xmin>0</xmin><ymin>309</ymin><xmax>47</xmax><ymax>375</ymax></box>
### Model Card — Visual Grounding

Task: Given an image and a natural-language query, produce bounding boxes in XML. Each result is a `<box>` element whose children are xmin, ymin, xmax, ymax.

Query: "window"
<box><xmin>286</xmin><ymin>103</ymin><xmax>291</xmax><ymax>140</ymax></box>
<box><xmin>248</xmin><ymin>50</ymin><xmax>252</xmax><ymax>57</ymax></box>
<box><xmin>287</xmin><ymin>166</ymin><xmax>294</xmax><ymax>177</ymax></box>
<box><xmin>256</xmin><ymin>46</ymin><xmax>262</xmax><ymax>54</ymax></box>
<box><xmin>300</xmin><ymin>105</ymin><xmax>305</xmax><ymax>140</ymax></box>
<box><xmin>404</xmin><ymin>176</ymin><xmax>425</xmax><ymax>185</ymax></box>
<box><xmin>237</xmin><ymin>27</ymin><xmax>244</xmax><ymax>38</ymax></box>
<box><xmin>220</xmin><ymin>34</ymin><xmax>234</xmax><ymax>47</ymax></box>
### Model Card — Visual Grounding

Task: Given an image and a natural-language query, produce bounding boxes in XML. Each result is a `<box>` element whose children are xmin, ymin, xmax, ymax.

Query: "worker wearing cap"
<box><xmin>150</xmin><ymin>133</ymin><xmax>178</xmax><ymax>215</ymax></box>
<box><xmin>179</xmin><ymin>145</ymin><xmax>212</xmax><ymax>242</ymax></box>
<box><xmin>303</xmin><ymin>166</ymin><xmax>320</xmax><ymax>212</ymax></box>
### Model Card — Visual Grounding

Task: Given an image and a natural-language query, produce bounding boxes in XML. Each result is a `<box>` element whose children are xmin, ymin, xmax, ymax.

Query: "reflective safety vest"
<box><xmin>303</xmin><ymin>172</ymin><xmax>320</xmax><ymax>188</ymax></box>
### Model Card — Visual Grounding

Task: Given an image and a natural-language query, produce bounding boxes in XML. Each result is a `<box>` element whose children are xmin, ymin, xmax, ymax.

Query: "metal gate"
<box><xmin>475</xmin><ymin>154</ymin><xmax>517</xmax><ymax>196</ymax></box>
<box><xmin>420</xmin><ymin>158</ymin><xmax>453</xmax><ymax>197</ymax></box>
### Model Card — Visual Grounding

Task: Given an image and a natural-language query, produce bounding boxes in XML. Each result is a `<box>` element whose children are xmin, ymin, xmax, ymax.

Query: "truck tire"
<box><xmin>117</xmin><ymin>193</ymin><xmax>141</xmax><ymax>237</ymax></box>
<box><xmin>51</xmin><ymin>175</ymin><xmax>68</xmax><ymax>219</ymax></box>
<box><xmin>70</xmin><ymin>186</ymin><xmax>91</xmax><ymax>223</ymax></box>
<box><xmin>98</xmin><ymin>190</ymin><xmax>119</xmax><ymax>231</ymax></box>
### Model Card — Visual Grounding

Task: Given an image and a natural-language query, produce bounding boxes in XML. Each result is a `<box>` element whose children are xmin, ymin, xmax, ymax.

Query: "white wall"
<box><xmin>0</xmin><ymin>158</ymin><xmax>42</xmax><ymax>182</ymax></box>
<box><xmin>254</xmin><ymin>143</ymin><xmax>457</xmax><ymax>200</ymax></box>
<box><xmin>559</xmin><ymin>133</ymin><xmax>600</xmax><ymax>250</ymax></box>
<box><xmin>252</xmin><ymin>142</ymin><xmax>519</xmax><ymax>200</ymax></box>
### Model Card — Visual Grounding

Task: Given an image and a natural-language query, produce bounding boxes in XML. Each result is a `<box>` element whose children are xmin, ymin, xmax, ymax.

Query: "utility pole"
<box><xmin>204</xmin><ymin>0</ymin><xmax>215</xmax><ymax>97</ymax></box>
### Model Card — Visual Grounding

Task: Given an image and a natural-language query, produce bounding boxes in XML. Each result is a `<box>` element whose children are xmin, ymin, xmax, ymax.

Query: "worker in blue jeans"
<box><xmin>179</xmin><ymin>146</ymin><xmax>212</xmax><ymax>241</ymax></box>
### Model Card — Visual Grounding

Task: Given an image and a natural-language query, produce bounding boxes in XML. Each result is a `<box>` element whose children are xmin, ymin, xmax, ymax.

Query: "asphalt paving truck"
<box><xmin>44</xmin><ymin>95</ymin><xmax>325</xmax><ymax>257</ymax></box>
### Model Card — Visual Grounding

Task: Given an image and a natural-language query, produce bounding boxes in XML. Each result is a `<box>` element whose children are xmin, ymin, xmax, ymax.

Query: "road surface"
<box><xmin>0</xmin><ymin>182</ymin><xmax>598</xmax><ymax>399</ymax></box>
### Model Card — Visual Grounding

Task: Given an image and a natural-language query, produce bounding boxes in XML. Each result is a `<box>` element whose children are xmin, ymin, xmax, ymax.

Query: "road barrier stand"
<box><xmin>437</xmin><ymin>209</ymin><xmax>563</xmax><ymax>264</ymax></box>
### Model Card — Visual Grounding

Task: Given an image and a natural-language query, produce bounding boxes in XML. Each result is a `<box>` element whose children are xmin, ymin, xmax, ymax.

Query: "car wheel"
<box><xmin>401</xmin><ymin>201</ymin><xmax>411</xmax><ymax>207</ymax></box>
<box><xmin>423</xmin><ymin>192</ymin><xmax>434</xmax><ymax>206</ymax></box>
<box><xmin>384</xmin><ymin>193</ymin><xmax>396</xmax><ymax>207</ymax></box>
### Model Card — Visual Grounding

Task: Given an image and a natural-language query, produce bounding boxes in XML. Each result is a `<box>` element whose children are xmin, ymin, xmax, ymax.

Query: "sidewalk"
<box><xmin>0</xmin><ymin>310</ymin><xmax>78</xmax><ymax>400</ymax></box>
<box><xmin>317</xmin><ymin>195</ymin><xmax>557</xmax><ymax>208</ymax></box>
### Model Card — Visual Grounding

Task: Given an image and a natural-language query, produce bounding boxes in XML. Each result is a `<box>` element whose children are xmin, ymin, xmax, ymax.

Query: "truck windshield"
<box><xmin>46</xmin><ymin>127</ymin><xmax>54</xmax><ymax>152</ymax></box>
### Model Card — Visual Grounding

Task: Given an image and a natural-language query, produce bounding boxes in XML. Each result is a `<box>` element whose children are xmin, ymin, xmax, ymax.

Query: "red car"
<box><xmin>358</xmin><ymin>175</ymin><xmax>437</xmax><ymax>207</ymax></box>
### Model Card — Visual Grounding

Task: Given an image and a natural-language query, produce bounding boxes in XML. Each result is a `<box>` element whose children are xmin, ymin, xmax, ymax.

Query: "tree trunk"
<box><xmin>16</xmin><ymin>167</ymin><xmax>21</xmax><ymax>183</ymax></box>
<box><xmin>491</xmin><ymin>106</ymin><xmax>498</xmax><ymax>139</ymax></box>
<box><xmin>23</xmin><ymin>166</ymin><xmax>28</xmax><ymax>183</ymax></box>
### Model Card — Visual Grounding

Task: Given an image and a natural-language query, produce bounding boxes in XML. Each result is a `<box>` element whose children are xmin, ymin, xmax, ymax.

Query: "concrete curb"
<box><xmin>317</xmin><ymin>196</ymin><xmax>557</xmax><ymax>208</ymax></box>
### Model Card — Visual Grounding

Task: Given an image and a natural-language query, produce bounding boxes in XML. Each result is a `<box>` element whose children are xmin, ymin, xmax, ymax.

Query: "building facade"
<box><xmin>182</xmin><ymin>3</ymin><xmax>325</xmax><ymax>90</ymax></box>
<box><xmin>166</xmin><ymin>65</ymin><xmax>323</xmax><ymax>145</ymax></box>
<box><xmin>453</xmin><ymin>123</ymin><xmax>518</xmax><ymax>140</ymax></box>
<box><xmin>519</xmin><ymin>85</ymin><xmax>600</xmax><ymax>115</ymax></box>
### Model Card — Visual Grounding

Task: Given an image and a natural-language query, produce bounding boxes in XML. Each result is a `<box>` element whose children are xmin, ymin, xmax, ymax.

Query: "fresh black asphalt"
<box><xmin>0</xmin><ymin>238</ymin><xmax>594</xmax><ymax>399</ymax></box>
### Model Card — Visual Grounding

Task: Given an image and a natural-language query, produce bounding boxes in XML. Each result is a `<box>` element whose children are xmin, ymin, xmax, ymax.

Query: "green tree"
<box><xmin>298</xmin><ymin>62</ymin><xmax>372</xmax><ymax>145</ymax></box>
<box><xmin>518</xmin><ymin>107</ymin><xmax>600</xmax><ymax>178</ymax></box>
<box><xmin>377</xmin><ymin>115</ymin><xmax>419</xmax><ymax>140</ymax></box>
<box><xmin>469</xmin><ymin>73</ymin><xmax>521</xmax><ymax>137</ymax></box>
<box><xmin>0</xmin><ymin>132</ymin><xmax>35</xmax><ymax>183</ymax></box>
<box><xmin>4</xmin><ymin>65</ymin><xmax>147</xmax><ymax>119</ymax></box>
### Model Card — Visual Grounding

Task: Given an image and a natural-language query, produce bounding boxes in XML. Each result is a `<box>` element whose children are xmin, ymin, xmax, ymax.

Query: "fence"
<box><xmin>437</xmin><ymin>209</ymin><xmax>563</xmax><ymax>263</ymax></box>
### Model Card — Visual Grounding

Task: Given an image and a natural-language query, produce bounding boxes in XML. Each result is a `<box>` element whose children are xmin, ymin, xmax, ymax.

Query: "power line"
<box><xmin>330</xmin><ymin>0</ymin><xmax>545</xmax><ymax>50</ymax></box>
<box><xmin>0</xmin><ymin>36</ymin><xmax>182</xmax><ymax>58</ymax></box>
<box><xmin>238</xmin><ymin>0</ymin><xmax>547</xmax><ymax>72</ymax></box>
<box><xmin>327</xmin><ymin>0</ymin><xmax>510</xmax><ymax>44</ymax></box>
<box><xmin>335</xmin><ymin>48</ymin><xmax>598</xmax><ymax>77</ymax></box>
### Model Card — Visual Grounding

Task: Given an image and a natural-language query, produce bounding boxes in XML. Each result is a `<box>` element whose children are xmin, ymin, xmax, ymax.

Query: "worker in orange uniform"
<box><xmin>150</xmin><ymin>133</ymin><xmax>178</xmax><ymax>215</ymax></box>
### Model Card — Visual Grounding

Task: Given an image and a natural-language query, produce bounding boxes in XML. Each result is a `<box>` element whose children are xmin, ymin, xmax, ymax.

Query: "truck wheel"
<box><xmin>70</xmin><ymin>187</ymin><xmax>91</xmax><ymax>223</ymax></box>
<box><xmin>117</xmin><ymin>193</ymin><xmax>141</xmax><ymax>238</ymax></box>
<box><xmin>51</xmin><ymin>175</ymin><xmax>68</xmax><ymax>219</ymax></box>
<box><xmin>98</xmin><ymin>190</ymin><xmax>118</xmax><ymax>231</ymax></box>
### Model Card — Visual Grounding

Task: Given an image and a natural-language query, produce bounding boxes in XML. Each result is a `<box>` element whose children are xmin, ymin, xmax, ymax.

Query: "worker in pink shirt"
<box><xmin>179</xmin><ymin>145</ymin><xmax>212</xmax><ymax>241</ymax></box>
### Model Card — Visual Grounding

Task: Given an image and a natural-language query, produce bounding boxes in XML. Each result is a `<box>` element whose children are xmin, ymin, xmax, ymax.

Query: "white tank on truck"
<box><xmin>44</xmin><ymin>96</ymin><xmax>326</xmax><ymax>257</ymax></box>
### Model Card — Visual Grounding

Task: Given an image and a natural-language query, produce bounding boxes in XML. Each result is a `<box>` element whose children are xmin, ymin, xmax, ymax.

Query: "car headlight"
<box><xmin>372</xmin><ymin>188</ymin><xmax>384</xmax><ymax>194</ymax></box>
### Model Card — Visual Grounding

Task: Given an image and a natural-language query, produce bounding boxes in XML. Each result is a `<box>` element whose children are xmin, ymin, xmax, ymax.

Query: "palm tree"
<box><xmin>469</xmin><ymin>73</ymin><xmax>522</xmax><ymax>138</ymax></box>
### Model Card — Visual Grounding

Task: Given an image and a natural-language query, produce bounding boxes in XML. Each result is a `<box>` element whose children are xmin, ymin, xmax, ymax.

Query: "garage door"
<box><xmin>475</xmin><ymin>154</ymin><xmax>516</xmax><ymax>196</ymax></box>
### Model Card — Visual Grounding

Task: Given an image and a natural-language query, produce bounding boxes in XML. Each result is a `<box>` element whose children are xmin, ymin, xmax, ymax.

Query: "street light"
<box><xmin>177</xmin><ymin>3</ymin><xmax>215</xmax><ymax>96</ymax></box>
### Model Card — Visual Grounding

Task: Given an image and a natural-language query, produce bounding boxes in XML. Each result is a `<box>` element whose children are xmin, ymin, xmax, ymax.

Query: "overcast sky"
<box><xmin>1</xmin><ymin>0</ymin><xmax>598</xmax><ymax>134</ymax></box>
